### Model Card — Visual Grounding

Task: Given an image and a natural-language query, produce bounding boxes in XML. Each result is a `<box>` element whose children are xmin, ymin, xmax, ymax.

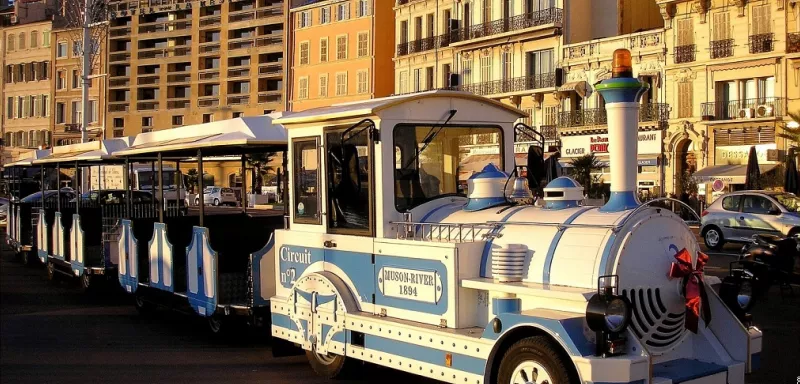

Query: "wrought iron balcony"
<box><xmin>557</xmin><ymin>103</ymin><xmax>670</xmax><ymax>128</ymax></box>
<box><xmin>674</xmin><ymin>44</ymin><xmax>695</xmax><ymax>64</ymax></box>
<box><xmin>397</xmin><ymin>33</ymin><xmax>451</xmax><ymax>56</ymax></box>
<box><xmin>710</xmin><ymin>39</ymin><xmax>734</xmax><ymax>59</ymax></box>
<box><xmin>749</xmin><ymin>33</ymin><xmax>773</xmax><ymax>54</ymax></box>
<box><xmin>453</xmin><ymin>8</ymin><xmax>562</xmax><ymax>42</ymax></box>
<box><xmin>457</xmin><ymin>73</ymin><xmax>557</xmax><ymax>96</ymax></box>
<box><xmin>701</xmin><ymin>97</ymin><xmax>784</xmax><ymax>121</ymax></box>
<box><xmin>788</xmin><ymin>32</ymin><xmax>800</xmax><ymax>54</ymax></box>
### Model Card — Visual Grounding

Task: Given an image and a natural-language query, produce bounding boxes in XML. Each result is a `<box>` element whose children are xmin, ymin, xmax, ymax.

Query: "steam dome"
<box><xmin>464</xmin><ymin>163</ymin><xmax>508</xmax><ymax>212</ymax></box>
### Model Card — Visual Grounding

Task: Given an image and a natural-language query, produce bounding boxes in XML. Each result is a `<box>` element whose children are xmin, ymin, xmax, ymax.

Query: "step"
<box><xmin>653</xmin><ymin>358</ymin><xmax>728</xmax><ymax>383</ymax></box>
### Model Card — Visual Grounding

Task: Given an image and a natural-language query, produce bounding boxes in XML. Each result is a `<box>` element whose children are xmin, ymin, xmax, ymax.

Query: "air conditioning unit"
<box><xmin>738</xmin><ymin>108</ymin><xmax>755</xmax><ymax>119</ymax></box>
<box><xmin>10</xmin><ymin>15</ymin><xmax>17</xmax><ymax>24</ymax></box>
<box><xmin>756</xmin><ymin>104</ymin><xmax>774</xmax><ymax>117</ymax></box>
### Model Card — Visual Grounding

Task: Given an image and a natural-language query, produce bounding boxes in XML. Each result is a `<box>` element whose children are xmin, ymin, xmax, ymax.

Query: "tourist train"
<box><xmin>5</xmin><ymin>50</ymin><xmax>760</xmax><ymax>384</ymax></box>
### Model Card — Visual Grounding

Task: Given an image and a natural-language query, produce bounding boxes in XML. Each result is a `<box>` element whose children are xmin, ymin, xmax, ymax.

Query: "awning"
<box><xmin>558</xmin><ymin>81</ymin><xmax>591</xmax><ymax>98</ymax></box>
<box><xmin>34</xmin><ymin>138</ymin><xmax>132</xmax><ymax>165</ymax></box>
<box><xmin>4</xmin><ymin>149</ymin><xmax>51</xmax><ymax>167</ymax></box>
<box><xmin>692</xmin><ymin>164</ymin><xmax>779</xmax><ymax>184</ymax></box>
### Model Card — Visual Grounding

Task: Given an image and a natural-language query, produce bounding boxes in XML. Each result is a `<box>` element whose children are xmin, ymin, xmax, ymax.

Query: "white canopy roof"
<box><xmin>274</xmin><ymin>90</ymin><xmax>526</xmax><ymax>125</ymax></box>
<box><xmin>115</xmin><ymin>114</ymin><xmax>288</xmax><ymax>157</ymax></box>
<box><xmin>4</xmin><ymin>149</ymin><xmax>52</xmax><ymax>167</ymax></box>
<box><xmin>692</xmin><ymin>164</ymin><xmax>780</xmax><ymax>184</ymax></box>
<box><xmin>33</xmin><ymin>137</ymin><xmax>133</xmax><ymax>165</ymax></box>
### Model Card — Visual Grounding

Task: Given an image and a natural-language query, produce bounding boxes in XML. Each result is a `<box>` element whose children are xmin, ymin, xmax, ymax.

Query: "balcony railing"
<box><xmin>199</xmin><ymin>42</ymin><xmax>221</xmax><ymax>54</ymax></box>
<box><xmin>108</xmin><ymin>102</ymin><xmax>129</xmax><ymax>112</ymax></box>
<box><xmin>701</xmin><ymin>97</ymin><xmax>784</xmax><ymax>121</ymax></box>
<box><xmin>457</xmin><ymin>73</ymin><xmax>557</xmax><ymax>96</ymax></box>
<box><xmin>453</xmin><ymin>8</ymin><xmax>562</xmax><ymax>42</ymax></box>
<box><xmin>109</xmin><ymin>52</ymin><xmax>131</xmax><ymax>62</ymax></box>
<box><xmin>137</xmin><ymin>76</ymin><xmax>160</xmax><ymax>85</ymax></box>
<box><xmin>109</xmin><ymin>77</ymin><xmax>130</xmax><ymax>87</ymax></box>
<box><xmin>397</xmin><ymin>33</ymin><xmax>450</xmax><ymax>56</ymax></box>
<box><xmin>710</xmin><ymin>39</ymin><xmax>734</xmax><ymax>59</ymax></box>
<box><xmin>167</xmin><ymin>73</ymin><xmax>191</xmax><ymax>83</ymax></box>
<box><xmin>258</xmin><ymin>62</ymin><xmax>283</xmax><ymax>76</ymax></box>
<box><xmin>787</xmin><ymin>32</ymin><xmax>800</xmax><ymax>53</ymax></box>
<box><xmin>749</xmin><ymin>33</ymin><xmax>773</xmax><ymax>54</ymax></box>
<box><xmin>228</xmin><ymin>68</ymin><xmax>251</xmax><ymax>78</ymax></box>
<box><xmin>557</xmin><ymin>103</ymin><xmax>670</xmax><ymax>128</ymax></box>
<box><xmin>137</xmin><ymin>101</ymin><xmax>159</xmax><ymax>111</ymax></box>
<box><xmin>167</xmin><ymin>98</ymin><xmax>190</xmax><ymax>109</ymax></box>
<box><xmin>198</xmin><ymin>97</ymin><xmax>220</xmax><ymax>107</ymax></box>
<box><xmin>227</xmin><ymin>95</ymin><xmax>250</xmax><ymax>105</ymax></box>
<box><xmin>258</xmin><ymin>91</ymin><xmax>282</xmax><ymax>104</ymax></box>
<box><xmin>138</xmin><ymin>20</ymin><xmax>191</xmax><ymax>34</ymax></box>
<box><xmin>674</xmin><ymin>44</ymin><xmax>695</xmax><ymax>64</ymax></box>
<box><xmin>256</xmin><ymin>35</ymin><xmax>283</xmax><ymax>47</ymax></box>
<box><xmin>110</xmin><ymin>27</ymin><xmax>131</xmax><ymax>37</ymax></box>
<box><xmin>198</xmin><ymin>70</ymin><xmax>220</xmax><ymax>81</ymax></box>
<box><xmin>199</xmin><ymin>16</ymin><xmax>222</xmax><ymax>27</ymax></box>
<box><xmin>229</xmin><ymin>37</ymin><xmax>256</xmax><ymax>50</ymax></box>
<box><xmin>562</xmin><ymin>29</ymin><xmax>663</xmax><ymax>61</ymax></box>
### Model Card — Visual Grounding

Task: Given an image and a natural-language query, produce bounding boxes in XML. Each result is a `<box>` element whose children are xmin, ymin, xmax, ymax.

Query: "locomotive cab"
<box><xmin>272</xmin><ymin>79</ymin><xmax>761</xmax><ymax>383</ymax></box>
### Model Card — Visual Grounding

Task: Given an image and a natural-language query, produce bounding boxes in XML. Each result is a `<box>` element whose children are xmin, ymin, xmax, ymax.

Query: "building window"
<box><xmin>336</xmin><ymin>72</ymin><xmax>347</xmax><ymax>96</ymax></box>
<box><xmin>336</xmin><ymin>3</ymin><xmax>350</xmax><ymax>21</ymax></box>
<box><xmin>678</xmin><ymin>81</ymin><xmax>693</xmax><ymax>118</ymax></box>
<box><xmin>56</xmin><ymin>103</ymin><xmax>66</xmax><ymax>124</ymax></box>
<box><xmin>357</xmin><ymin>70</ymin><xmax>368</xmax><ymax>94</ymax></box>
<box><xmin>72</xmin><ymin>41</ymin><xmax>82</xmax><ymax>57</ymax></box>
<box><xmin>319</xmin><ymin>74</ymin><xmax>328</xmax><ymax>97</ymax></box>
<box><xmin>712</xmin><ymin>11</ymin><xmax>731</xmax><ymax>41</ymax></box>
<box><xmin>425</xmin><ymin>67</ymin><xmax>434</xmax><ymax>90</ymax></box>
<box><xmin>71</xmin><ymin>101</ymin><xmax>81</xmax><ymax>124</ymax></box>
<box><xmin>6</xmin><ymin>97</ymin><xmax>13</xmax><ymax>118</ymax></box>
<box><xmin>88</xmin><ymin>100</ymin><xmax>97</xmax><ymax>123</ymax></box>
<box><xmin>41</xmin><ymin>95</ymin><xmax>48</xmax><ymax>116</ymax></box>
<box><xmin>28</xmin><ymin>96</ymin><xmax>36</xmax><ymax>118</ymax></box>
<box><xmin>357</xmin><ymin>0</ymin><xmax>369</xmax><ymax>17</ymax></box>
<box><xmin>57</xmin><ymin>42</ymin><xmax>67</xmax><ymax>58</ymax></box>
<box><xmin>142</xmin><ymin>116</ymin><xmax>153</xmax><ymax>127</ymax></box>
<box><xmin>7</xmin><ymin>35</ymin><xmax>14</xmax><ymax>51</ymax></box>
<box><xmin>30</xmin><ymin>31</ymin><xmax>38</xmax><ymax>48</ymax></box>
<box><xmin>336</xmin><ymin>35</ymin><xmax>347</xmax><ymax>60</ymax></box>
<box><xmin>526</xmin><ymin>49</ymin><xmax>553</xmax><ymax>77</ymax></box>
<box><xmin>18</xmin><ymin>33</ymin><xmax>26</xmax><ymax>50</ymax></box>
<box><xmin>298</xmin><ymin>10</ymin><xmax>312</xmax><ymax>28</ymax></box>
<box><xmin>414</xmin><ymin>68</ymin><xmax>421</xmax><ymax>92</ymax></box>
<box><xmin>114</xmin><ymin>118</ymin><xmax>124</xmax><ymax>128</ymax></box>
<box><xmin>399</xmin><ymin>71</ymin><xmax>408</xmax><ymax>94</ymax></box>
<box><xmin>320</xmin><ymin>7</ymin><xmax>330</xmax><ymax>24</ymax></box>
<box><xmin>481</xmin><ymin>55</ymin><xmax>492</xmax><ymax>82</ymax></box>
<box><xmin>483</xmin><ymin>0</ymin><xmax>492</xmax><ymax>23</ymax></box>
<box><xmin>299</xmin><ymin>41</ymin><xmax>310</xmax><ymax>65</ymax></box>
<box><xmin>677</xmin><ymin>18</ymin><xmax>693</xmax><ymax>46</ymax></box>
<box><xmin>462</xmin><ymin>59</ymin><xmax>473</xmax><ymax>85</ymax></box>
<box><xmin>42</xmin><ymin>31</ymin><xmax>51</xmax><ymax>47</ymax></box>
<box><xmin>357</xmin><ymin>32</ymin><xmax>369</xmax><ymax>57</ymax></box>
<box><xmin>427</xmin><ymin>14</ymin><xmax>435</xmax><ymax>38</ymax></box>
<box><xmin>172</xmin><ymin>115</ymin><xmax>184</xmax><ymax>126</ymax></box>
<box><xmin>298</xmin><ymin>77</ymin><xmax>309</xmax><ymax>99</ymax></box>
<box><xmin>16</xmin><ymin>96</ymin><xmax>23</xmax><ymax>118</ymax></box>
<box><xmin>72</xmin><ymin>69</ymin><xmax>80</xmax><ymax>88</ymax></box>
<box><xmin>203</xmin><ymin>114</ymin><xmax>213</xmax><ymax>123</ymax></box>
<box><xmin>57</xmin><ymin>71</ymin><xmax>66</xmax><ymax>89</ymax></box>
<box><xmin>113</xmin><ymin>129</ymin><xmax>124</xmax><ymax>138</ymax></box>
<box><xmin>400</xmin><ymin>21</ymin><xmax>408</xmax><ymax>45</ymax></box>
<box><xmin>5</xmin><ymin>66</ymin><xmax>11</xmax><ymax>83</ymax></box>
<box><xmin>443</xmin><ymin>63</ymin><xmax>452</xmax><ymax>87</ymax></box>
<box><xmin>320</xmin><ymin>38</ymin><xmax>328</xmax><ymax>62</ymax></box>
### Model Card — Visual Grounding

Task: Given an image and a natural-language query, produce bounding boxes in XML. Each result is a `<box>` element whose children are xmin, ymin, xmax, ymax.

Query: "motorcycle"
<box><xmin>720</xmin><ymin>233</ymin><xmax>799</xmax><ymax>322</ymax></box>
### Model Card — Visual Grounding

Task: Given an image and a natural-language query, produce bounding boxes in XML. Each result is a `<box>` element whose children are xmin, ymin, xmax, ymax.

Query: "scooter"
<box><xmin>720</xmin><ymin>233</ymin><xmax>799</xmax><ymax>322</ymax></box>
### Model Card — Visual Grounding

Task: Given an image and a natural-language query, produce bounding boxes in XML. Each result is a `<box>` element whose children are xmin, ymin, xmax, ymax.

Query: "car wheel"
<box><xmin>788</xmin><ymin>227</ymin><xmax>800</xmax><ymax>238</ymax></box>
<box><xmin>305</xmin><ymin>350</ymin><xmax>356</xmax><ymax>379</ymax></box>
<box><xmin>497</xmin><ymin>336</ymin><xmax>576</xmax><ymax>384</ymax></box>
<box><xmin>194</xmin><ymin>198</ymin><xmax>200</xmax><ymax>206</ymax></box>
<box><xmin>213</xmin><ymin>198</ymin><xmax>220</xmax><ymax>206</ymax></box>
<box><xmin>46</xmin><ymin>262</ymin><xmax>56</xmax><ymax>282</ymax></box>
<box><xmin>703</xmin><ymin>226</ymin><xmax>725</xmax><ymax>251</ymax></box>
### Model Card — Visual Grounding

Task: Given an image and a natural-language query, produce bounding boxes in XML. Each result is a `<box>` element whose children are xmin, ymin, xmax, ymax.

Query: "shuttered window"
<box><xmin>357</xmin><ymin>70</ymin><xmax>368</xmax><ymax>94</ymax></box>
<box><xmin>319</xmin><ymin>74</ymin><xmax>328</xmax><ymax>97</ymax></box>
<box><xmin>678</xmin><ymin>82</ymin><xmax>693</xmax><ymax>118</ymax></box>
<box><xmin>480</xmin><ymin>56</ymin><xmax>492</xmax><ymax>82</ymax></box>
<box><xmin>712</xmin><ymin>12</ymin><xmax>730</xmax><ymax>41</ymax></box>
<box><xmin>298</xmin><ymin>77</ymin><xmax>309</xmax><ymax>99</ymax></box>
<box><xmin>751</xmin><ymin>5</ymin><xmax>770</xmax><ymax>35</ymax></box>
<box><xmin>677</xmin><ymin>18</ymin><xmax>693</xmax><ymax>46</ymax></box>
<box><xmin>714</xmin><ymin>126</ymin><xmax>775</xmax><ymax>146</ymax></box>
<box><xmin>299</xmin><ymin>42</ymin><xmax>310</xmax><ymax>65</ymax></box>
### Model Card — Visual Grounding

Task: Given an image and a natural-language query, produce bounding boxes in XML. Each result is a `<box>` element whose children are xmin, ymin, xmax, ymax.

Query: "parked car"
<box><xmin>19</xmin><ymin>189</ymin><xmax>77</xmax><ymax>204</ymax></box>
<box><xmin>71</xmin><ymin>190</ymin><xmax>155</xmax><ymax>205</ymax></box>
<box><xmin>194</xmin><ymin>186</ymin><xmax>238</xmax><ymax>206</ymax></box>
<box><xmin>700</xmin><ymin>190</ymin><xmax>800</xmax><ymax>250</ymax></box>
<box><xmin>0</xmin><ymin>197</ymin><xmax>9</xmax><ymax>225</ymax></box>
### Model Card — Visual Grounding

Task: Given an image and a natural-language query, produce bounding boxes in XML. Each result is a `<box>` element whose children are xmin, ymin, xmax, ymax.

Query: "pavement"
<box><xmin>1</xmin><ymin>231</ymin><xmax>798</xmax><ymax>384</ymax></box>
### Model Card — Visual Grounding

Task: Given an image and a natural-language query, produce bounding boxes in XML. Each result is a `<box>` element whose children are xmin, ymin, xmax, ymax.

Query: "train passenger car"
<box><xmin>5</xmin><ymin>149</ymin><xmax>52</xmax><ymax>264</ymax></box>
<box><xmin>270</xmin><ymin>53</ymin><xmax>761</xmax><ymax>384</ymax></box>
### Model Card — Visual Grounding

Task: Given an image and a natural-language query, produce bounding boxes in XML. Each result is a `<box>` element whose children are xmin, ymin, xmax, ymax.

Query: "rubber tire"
<box><xmin>213</xmin><ymin>198</ymin><xmax>220</xmax><ymax>206</ymax></box>
<box><xmin>497</xmin><ymin>336</ymin><xmax>576</xmax><ymax>384</ymax></box>
<box><xmin>46</xmin><ymin>262</ymin><xmax>56</xmax><ymax>282</ymax></box>
<box><xmin>305</xmin><ymin>349</ymin><xmax>355</xmax><ymax>379</ymax></box>
<box><xmin>788</xmin><ymin>227</ymin><xmax>800</xmax><ymax>238</ymax></box>
<box><xmin>21</xmin><ymin>251</ymin><xmax>33</xmax><ymax>266</ymax></box>
<box><xmin>207</xmin><ymin>314</ymin><xmax>226</xmax><ymax>336</ymax></box>
<box><xmin>703</xmin><ymin>226</ymin><xmax>725</xmax><ymax>251</ymax></box>
<box><xmin>81</xmin><ymin>273</ymin><xmax>102</xmax><ymax>293</ymax></box>
<box><xmin>134</xmin><ymin>290</ymin><xmax>154</xmax><ymax>315</ymax></box>
<box><xmin>195</xmin><ymin>198</ymin><xmax>200</xmax><ymax>206</ymax></box>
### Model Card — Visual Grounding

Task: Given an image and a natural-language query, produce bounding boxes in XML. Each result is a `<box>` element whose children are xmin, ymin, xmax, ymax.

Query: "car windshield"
<box><xmin>204</xmin><ymin>187</ymin><xmax>218</xmax><ymax>193</ymax></box>
<box><xmin>773</xmin><ymin>193</ymin><xmax>800</xmax><ymax>212</ymax></box>
<box><xmin>20</xmin><ymin>192</ymin><xmax>44</xmax><ymax>203</ymax></box>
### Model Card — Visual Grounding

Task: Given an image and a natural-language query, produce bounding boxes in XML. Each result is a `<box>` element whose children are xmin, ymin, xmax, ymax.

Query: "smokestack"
<box><xmin>596</xmin><ymin>49</ymin><xmax>649</xmax><ymax>212</ymax></box>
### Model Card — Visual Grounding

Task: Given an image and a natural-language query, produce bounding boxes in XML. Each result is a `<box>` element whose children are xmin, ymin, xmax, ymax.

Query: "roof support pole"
<box><xmin>125</xmin><ymin>158</ymin><xmax>131</xmax><ymax>219</ymax></box>
<box><xmin>241</xmin><ymin>155</ymin><xmax>247</xmax><ymax>214</ymax></box>
<box><xmin>75</xmin><ymin>161</ymin><xmax>80</xmax><ymax>215</ymax></box>
<box><xmin>158</xmin><ymin>153</ymin><xmax>164</xmax><ymax>223</ymax></box>
<box><xmin>56</xmin><ymin>163</ymin><xmax>61</xmax><ymax>213</ymax></box>
<box><xmin>197</xmin><ymin>149</ymin><xmax>204</xmax><ymax>227</ymax></box>
<box><xmin>151</xmin><ymin>161</ymin><xmax>156</xmax><ymax>219</ymax></box>
<box><xmin>176</xmin><ymin>160</ymin><xmax>182</xmax><ymax>216</ymax></box>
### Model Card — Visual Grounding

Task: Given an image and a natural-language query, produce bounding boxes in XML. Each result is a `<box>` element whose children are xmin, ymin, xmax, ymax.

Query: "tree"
<box><xmin>777</xmin><ymin>110</ymin><xmax>800</xmax><ymax>148</ymax></box>
<box><xmin>185</xmin><ymin>169</ymin><xmax>198</xmax><ymax>193</ymax></box>
<box><xmin>568</xmin><ymin>153</ymin><xmax>603</xmax><ymax>196</ymax></box>
<box><xmin>246</xmin><ymin>152</ymin><xmax>277</xmax><ymax>193</ymax></box>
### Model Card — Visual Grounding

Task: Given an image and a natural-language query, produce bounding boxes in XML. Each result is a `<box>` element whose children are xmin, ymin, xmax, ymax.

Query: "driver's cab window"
<box><xmin>293</xmin><ymin>137</ymin><xmax>321</xmax><ymax>224</ymax></box>
<box><xmin>742</xmin><ymin>195</ymin><xmax>777</xmax><ymax>215</ymax></box>
<box><xmin>393</xmin><ymin>124</ymin><xmax>503</xmax><ymax>211</ymax></box>
<box><xmin>325</xmin><ymin>126</ymin><xmax>373</xmax><ymax>235</ymax></box>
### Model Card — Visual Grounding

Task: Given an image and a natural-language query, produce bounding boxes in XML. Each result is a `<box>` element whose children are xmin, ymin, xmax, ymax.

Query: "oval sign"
<box><xmin>712</xmin><ymin>179</ymin><xmax>725</xmax><ymax>192</ymax></box>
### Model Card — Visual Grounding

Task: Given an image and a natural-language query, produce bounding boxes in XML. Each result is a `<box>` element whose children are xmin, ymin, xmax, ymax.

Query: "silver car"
<box><xmin>700</xmin><ymin>191</ymin><xmax>800</xmax><ymax>250</ymax></box>
<box><xmin>194</xmin><ymin>186</ymin><xmax>238</xmax><ymax>206</ymax></box>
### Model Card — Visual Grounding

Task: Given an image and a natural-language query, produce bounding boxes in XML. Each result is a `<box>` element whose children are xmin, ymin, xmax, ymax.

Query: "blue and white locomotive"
<box><xmin>270</xmin><ymin>51</ymin><xmax>761</xmax><ymax>384</ymax></box>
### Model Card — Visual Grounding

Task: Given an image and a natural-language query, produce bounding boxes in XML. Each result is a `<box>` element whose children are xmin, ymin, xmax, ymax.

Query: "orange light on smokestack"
<box><xmin>612</xmin><ymin>49</ymin><xmax>633</xmax><ymax>78</ymax></box>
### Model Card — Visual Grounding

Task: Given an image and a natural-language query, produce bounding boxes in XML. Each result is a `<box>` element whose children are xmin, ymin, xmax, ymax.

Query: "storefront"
<box><xmin>559</xmin><ymin>129</ymin><xmax>663</xmax><ymax>195</ymax></box>
<box><xmin>692</xmin><ymin>141</ymin><xmax>780</xmax><ymax>200</ymax></box>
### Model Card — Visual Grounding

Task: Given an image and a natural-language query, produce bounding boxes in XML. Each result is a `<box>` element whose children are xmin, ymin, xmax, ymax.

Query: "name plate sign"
<box><xmin>378</xmin><ymin>267</ymin><xmax>443</xmax><ymax>304</ymax></box>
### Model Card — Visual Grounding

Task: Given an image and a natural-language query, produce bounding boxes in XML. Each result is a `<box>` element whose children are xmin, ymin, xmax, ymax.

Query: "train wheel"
<box><xmin>46</xmin><ymin>262</ymin><xmax>56</xmax><ymax>282</ymax></box>
<box><xmin>21</xmin><ymin>251</ymin><xmax>32</xmax><ymax>266</ymax></box>
<box><xmin>497</xmin><ymin>337</ymin><xmax>574</xmax><ymax>384</ymax></box>
<box><xmin>207</xmin><ymin>315</ymin><xmax>225</xmax><ymax>335</ymax></box>
<box><xmin>134</xmin><ymin>290</ymin><xmax>153</xmax><ymax>315</ymax></box>
<box><xmin>305</xmin><ymin>350</ymin><xmax>355</xmax><ymax>379</ymax></box>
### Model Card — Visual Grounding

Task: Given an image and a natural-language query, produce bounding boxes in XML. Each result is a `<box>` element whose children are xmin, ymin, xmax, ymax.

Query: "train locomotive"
<box><xmin>270</xmin><ymin>50</ymin><xmax>761</xmax><ymax>384</ymax></box>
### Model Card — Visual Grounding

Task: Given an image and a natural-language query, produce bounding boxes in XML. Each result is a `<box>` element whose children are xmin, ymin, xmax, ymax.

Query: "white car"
<box><xmin>194</xmin><ymin>186</ymin><xmax>238</xmax><ymax>206</ymax></box>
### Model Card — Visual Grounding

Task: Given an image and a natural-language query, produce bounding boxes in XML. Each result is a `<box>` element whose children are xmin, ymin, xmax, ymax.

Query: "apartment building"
<box><xmin>658</xmin><ymin>0</ymin><xmax>797</xmax><ymax>199</ymax></box>
<box><xmin>50</xmin><ymin>27</ymin><xmax>105</xmax><ymax>146</ymax></box>
<box><xmin>393</xmin><ymin>0</ymin><xmax>663</xmax><ymax>153</ymax></box>
<box><xmin>285</xmin><ymin>0</ymin><xmax>395</xmax><ymax>111</ymax></box>
<box><xmin>105</xmin><ymin>0</ymin><xmax>285</xmax><ymax>137</ymax></box>
<box><xmin>1</xmin><ymin>18</ymin><xmax>53</xmax><ymax>164</ymax></box>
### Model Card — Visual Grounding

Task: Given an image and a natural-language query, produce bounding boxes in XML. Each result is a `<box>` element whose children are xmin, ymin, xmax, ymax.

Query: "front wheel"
<box><xmin>212</xmin><ymin>198</ymin><xmax>220</xmax><ymax>206</ymax></box>
<box><xmin>306</xmin><ymin>350</ymin><xmax>355</xmax><ymax>379</ymax></box>
<box><xmin>497</xmin><ymin>336</ymin><xmax>575</xmax><ymax>384</ymax></box>
<box><xmin>703</xmin><ymin>226</ymin><xmax>725</xmax><ymax>251</ymax></box>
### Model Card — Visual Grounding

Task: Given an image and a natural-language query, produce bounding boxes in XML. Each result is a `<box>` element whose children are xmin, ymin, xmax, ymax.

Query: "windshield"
<box><xmin>203</xmin><ymin>187</ymin><xmax>218</xmax><ymax>193</ymax></box>
<box><xmin>20</xmin><ymin>192</ymin><xmax>45</xmax><ymax>203</ymax></box>
<box><xmin>138</xmin><ymin>171</ymin><xmax>181</xmax><ymax>190</ymax></box>
<box><xmin>773</xmin><ymin>193</ymin><xmax>800</xmax><ymax>212</ymax></box>
<box><xmin>393</xmin><ymin>124</ymin><xmax>504</xmax><ymax>211</ymax></box>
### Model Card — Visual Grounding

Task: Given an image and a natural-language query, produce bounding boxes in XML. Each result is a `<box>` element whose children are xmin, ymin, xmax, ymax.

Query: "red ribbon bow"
<box><xmin>668</xmin><ymin>248</ymin><xmax>712</xmax><ymax>333</ymax></box>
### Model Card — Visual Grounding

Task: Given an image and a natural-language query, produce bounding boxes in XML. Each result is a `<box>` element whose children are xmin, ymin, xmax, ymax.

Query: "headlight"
<box><xmin>604</xmin><ymin>297</ymin><xmax>630</xmax><ymax>333</ymax></box>
<box><xmin>586</xmin><ymin>290</ymin><xmax>632</xmax><ymax>334</ymax></box>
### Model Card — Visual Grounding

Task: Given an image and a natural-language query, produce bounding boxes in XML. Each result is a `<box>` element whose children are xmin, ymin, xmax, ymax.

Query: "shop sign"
<box><xmin>561</xmin><ymin>131</ymin><xmax>662</xmax><ymax>157</ymax></box>
<box><xmin>714</xmin><ymin>144</ymin><xmax>777</xmax><ymax>165</ymax></box>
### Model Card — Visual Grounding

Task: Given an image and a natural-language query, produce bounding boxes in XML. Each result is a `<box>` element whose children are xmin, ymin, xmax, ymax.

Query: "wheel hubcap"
<box><xmin>314</xmin><ymin>351</ymin><xmax>337</xmax><ymax>365</ymax></box>
<box><xmin>706</xmin><ymin>230</ymin><xmax>719</xmax><ymax>246</ymax></box>
<box><xmin>208</xmin><ymin>317</ymin><xmax>222</xmax><ymax>333</ymax></box>
<box><xmin>511</xmin><ymin>361</ymin><xmax>552</xmax><ymax>384</ymax></box>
